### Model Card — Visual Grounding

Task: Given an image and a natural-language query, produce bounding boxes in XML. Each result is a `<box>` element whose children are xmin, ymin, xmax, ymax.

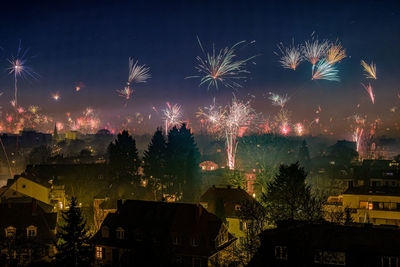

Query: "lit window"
<box><xmin>322</xmin><ymin>251</ymin><xmax>346</xmax><ymax>265</ymax></box>
<box><xmin>5</xmin><ymin>226</ymin><xmax>16</xmax><ymax>238</ymax></box>
<box><xmin>210</xmin><ymin>166</ymin><xmax>215</xmax><ymax>170</ymax></box>
<box><xmin>95</xmin><ymin>246</ymin><xmax>105</xmax><ymax>259</ymax></box>
<box><xmin>239</xmin><ymin>221</ymin><xmax>247</xmax><ymax>231</ymax></box>
<box><xmin>275</xmin><ymin>246</ymin><xmax>288</xmax><ymax>260</ymax></box>
<box><xmin>359</xmin><ymin>201</ymin><xmax>368</xmax><ymax>209</ymax></box>
<box><xmin>102</xmin><ymin>226</ymin><xmax>109</xmax><ymax>238</ymax></box>
<box><xmin>26</xmin><ymin>225</ymin><xmax>37</xmax><ymax>238</ymax></box>
<box><xmin>116</xmin><ymin>227</ymin><xmax>124</xmax><ymax>239</ymax></box>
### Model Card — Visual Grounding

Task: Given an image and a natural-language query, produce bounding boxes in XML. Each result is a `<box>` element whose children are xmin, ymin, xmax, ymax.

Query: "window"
<box><xmin>274</xmin><ymin>246</ymin><xmax>288</xmax><ymax>260</ymax></box>
<box><xmin>95</xmin><ymin>246</ymin><xmax>105</xmax><ymax>259</ymax></box>
<box><xmin>5</xmin><ymin>226</ymin><xmax>16</xmax><ymax>238</ymax></box>
<box><xmin>26</xmin><ymin>225</ymin><xmax>37</xmax><ymax>238</ymax></box>
<box><xmin>176</xmin><ymin>256</ymin><xmax>182</xmax><ymax>264</ymax></box>
<box><xmin>359</xmin><ymin>201</ymin><xmax>372</xmax><ymax>210</ymax></box>
<box><xmin>101</xmin><ymin>226</ymin><xmax>109</xmax><ymax>238</ymax></box>
<box><xmin>191</xmin><ymin>237</ymin><xmax>199</xmax><ymax>247</ymax></box>
<box><xmin>381</xmin><ymin>256</ymin><xmax>399</xmax><ymax>267</ymax></box>
<box><xmin>313</xmin><ymin>250</ymin><xmax>345</xmax><ymax>265</ymax></box>
<box><xmin>239</xmin><ymin>221</ymin><xmax>246</xmax><ymax>231</ymax></box>
<box><xmin>116</xmin><ymin>227</ymin><xmax>124</xmax><ymax>239</ymax></box>
<box><xmin>192</xmin><ymin>257</ymin><xmax>202</xmax><ymax>267</ymax></box>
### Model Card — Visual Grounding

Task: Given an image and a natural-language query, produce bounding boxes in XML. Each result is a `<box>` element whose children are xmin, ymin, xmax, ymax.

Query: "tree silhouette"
<box><xmin>143</xmin><ymin>128</ymin><xmax>167</xmax><ymax>200</ymax></box>
<box><xmin>107</xmin><ymin>130</ymin><xmax>140</xmax><ymax>183</ymax></box>
<box><xmin>56</xmin><ymin>197</ymin><xmax>93</xmax><ymax>267</ymax></box>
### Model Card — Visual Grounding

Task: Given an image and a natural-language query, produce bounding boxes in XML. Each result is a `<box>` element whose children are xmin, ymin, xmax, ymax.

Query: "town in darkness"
<box><xmin>1</xmin><ymin>0</ymin><xmax>400</xmax><ymax>266</ymax></box>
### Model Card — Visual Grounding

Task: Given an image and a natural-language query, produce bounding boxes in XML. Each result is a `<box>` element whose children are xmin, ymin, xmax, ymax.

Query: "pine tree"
<box><xmin>143</xmin><ymin>128</ymin><xmax>167</xmax><ymax>199</ymax></box>
<box><xmin>56</xmin><ymin>197</ymin><xmax>93</xmax><ymax>267</ymax></box>
<box><xmin>107</xmin><ymin>130</ymin><xmax>140</xmax><ymax>183</ymax></box>
<box><xmin>262</xmin><ymin>162</ymin><xmax>323</xmax><ymax>223</ymax></box>
<box><xmin>165</xmin><ymin>124</ymin><xmax>200</xmax><ymax>201</ymax></box>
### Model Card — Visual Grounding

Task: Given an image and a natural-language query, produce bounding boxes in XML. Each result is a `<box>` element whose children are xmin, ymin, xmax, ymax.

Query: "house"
<box><xmin>326</xmin><ymin>186</ymin><xmax>400</xmax><ymax>226</ymax></box>
<box><xmin>248</xmin><ymin>221</ymin><xmax>400</xmax><ymax>267</ymax></box>
<box><xmin>199</xmin><ymin>161</ymin><xmax>219</xmax><ymax>172</ymax></box>
<box><xmin>91</xmin><ymin>200</ymin><xmax>236</xmax><ymax>266</ymax></box>
<box><xmin>0</xmin><ymin>175</ymin><xmax>66</xmax><ymax>212</ymax></box>
<box><xmin>0</xmin><ymin>199</ymin><xmax>57</xmax><ymax>266</ymax></box>
<box><xmin>199</xmin><ymin>186</ymin><xmax>259</xmax><ymax>245</ymax></box>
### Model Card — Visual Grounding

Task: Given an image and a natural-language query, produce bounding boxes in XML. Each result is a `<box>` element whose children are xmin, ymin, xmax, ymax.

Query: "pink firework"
<box><xmin>361</xmin><ymin>83</ymin><xmax>374</xmax><ymax>104</ymax></box>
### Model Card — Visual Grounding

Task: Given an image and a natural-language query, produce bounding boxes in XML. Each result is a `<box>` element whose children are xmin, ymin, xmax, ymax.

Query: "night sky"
<box><xmin>0</xmin><ymin>0</ymin><xmax>400</xmax><ymax>136</ymax></box>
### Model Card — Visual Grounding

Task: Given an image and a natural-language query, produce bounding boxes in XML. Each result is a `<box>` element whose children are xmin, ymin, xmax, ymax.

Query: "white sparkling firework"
<box><xmin>302</xmin><ymin>39</ymin><xmax>328</xmax><ymax>66</ymax></box>
<box><xmin>187</xmin><ymin>37</ymin><xmax>256</xmax><ymax>90</ymax></box>
<box><xmin>163</xmin><ymin>102</ymin><xmax>183</xmax><ymax>135</ymax></box>
<box><xmin>117</xmin><ymin>58</ymin><xmax>151</xmax><ymax>101</ymax></box>
<box><xmin>268</xmin><ymin>93</ymin><xmax>290</xmax><ymax>108</ymax></box>
<box><xmin>275</xmin><ymin>41</ymin><xmax>303</xmax><ymax>70</ymax></box>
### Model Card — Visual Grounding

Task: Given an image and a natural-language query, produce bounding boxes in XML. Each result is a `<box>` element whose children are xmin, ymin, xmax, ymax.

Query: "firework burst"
<box><xmin>311</xmin><ymin>59</ymin><xmax>340</xmax><ymax>81</ymax></box>
<box><xmin>275</xmin><ymin>41</ymin><xmax>303</xmax><ymax>70</ymax></box>
<box><xmin>268</xmin><ymin>93</ymin><xmax>290</xmax><ymax>108</ymax></box>
<box><xmin>362</xmin><ymin>82</ymin><xmax>375</xmax><ymax>104</ymax></box>
<box><xmin>163</xmin><ymin>102</ymin><xmax>183</xmax><ymax>135</ymax></box>
<box><xmin>187</xmin><ymin>37</ymin><xmax>256</xmax><ymax>90</ymax></box>
<box><xmin>302</xmin><ymin>39</ymin><xmax>328</xmax><ymax>66</ymax></box>
<box><xmin>118</xmin><ymin>58</ymin><xmax>151</xmax><ymax>101</ymax></box>
<box><xmin>361</xmin><ymin>60</ymin><xmax>377</xmax><ymax>79</ymax></box>
<box><xmin>8</xmin><ymin>41</ymin><xmax>38</xmax><ymax>107</ymax></box>
<box><xmin>326</xmin><ymin>42</ymin><xmax>346</xmax><ymax>64</ymax></box>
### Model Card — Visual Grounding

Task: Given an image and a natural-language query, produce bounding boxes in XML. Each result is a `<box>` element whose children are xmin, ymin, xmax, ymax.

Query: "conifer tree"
<box><xmin>56</xmin><ymin>197</ymin><xmax>93</xmax><ymax>267</ymax></box>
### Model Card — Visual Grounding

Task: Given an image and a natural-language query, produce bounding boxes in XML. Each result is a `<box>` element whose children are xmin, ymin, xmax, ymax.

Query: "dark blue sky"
<box><xmin>0</xmin><ymin>0</ymin><xmax>399</xmax><ymax>135</ymax></box>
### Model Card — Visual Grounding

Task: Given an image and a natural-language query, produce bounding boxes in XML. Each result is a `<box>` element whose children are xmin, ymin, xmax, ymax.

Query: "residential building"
<box><xmin>248</xmin><ymin>221</ymin><xmax>400</xmax><ymax>267</ymax></box>
<box><xmin>91</xmin><ymin>200</ymin><xmax>236</xmax><ymax>266</ymax></box>
<box><xmin>199</xmin><ymin>186</ymin><xmax>259</xmax><ymax>245</ymax></box>
<box><xmin>0</xmin><ymin>200</ymin><xmax>57</xmax><ymax>266</ymax></box>
<box><xmin>326</xmin><ymin>186</ymin><xmax>400</xmax><ymax>226</ymax></box>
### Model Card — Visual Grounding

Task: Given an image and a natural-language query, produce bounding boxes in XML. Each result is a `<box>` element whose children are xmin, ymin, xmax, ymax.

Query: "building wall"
<box><xmin>343</xmin><ymin>194</ymin><xmax>400</xmax><ymax>225</ymax></box>
<box><xmin>8</xmin><ymin>177</ymin><xmax>50</xmax><ymax>204</ymax></box>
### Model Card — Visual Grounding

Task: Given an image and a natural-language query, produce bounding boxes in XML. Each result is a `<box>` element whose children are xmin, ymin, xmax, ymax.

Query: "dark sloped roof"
<box><xmin>0</xmin><ymin>201</ymin><xmax>57</xmax><ymax>243</ymax></box>
<box><xmin>93</xmin><ymin>200</ymin><xmax>233</xmax><ymax>257</ymax></box>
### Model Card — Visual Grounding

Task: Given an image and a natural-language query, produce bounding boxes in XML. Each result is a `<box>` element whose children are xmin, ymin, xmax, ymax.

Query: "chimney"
<box><xmin>117</xmin><ymin>199</ymin><xmax>123</xmax><ymax>211</ymax></box>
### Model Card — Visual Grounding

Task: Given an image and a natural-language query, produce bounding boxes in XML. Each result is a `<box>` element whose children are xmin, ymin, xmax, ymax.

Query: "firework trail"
<box><xmin>361</xmin><ymin>60</ymin><xmax>377</xmax><ymax>79</ymax></box>
<box><xmin>117</xmin><ymin>58</ymin><xmax>151</xmax><ymax>101</ymax></box>
<box><xmin>326</xmin><ymin>42</ymin><xmax>346</xmax><ymax>64</ymax></box>
<box><xmin>311</xmin><ymin>59</ymin><xmax>340</xmax><ymax>81</ymax></box>
<box><xmin>187</xmin><ymin>37</ymin><xmax>256</xmax><ymax>90</ymax></box>
<box><xmin>302</xmin><ymin>38</ymin><xmax>328</xmax><ymax>66</ymax></box>
<box><xmin>295</xmin><ymin>122</ymin><xmax>304</xmax><ymax>136</ymax></box>
<box><xmin>163</xmin><ymin>102</ymin><xmax>183</xmax><ymax>135</ymax></box>
<box><xmin>361</xmin><ymin>83</ymin><xmax>375</xmax><ymax>104</ymax></box>
<box><xmin>8</xmin><ymin>41</ymin><xmax>38</xmax><ymax>107</ymax></box>
<box><xmin>268</xmin><ymin>92</ymin><xmax>290</xmax><ymax>108</ymax></box>
<box><xmin>275</xmin><ymin>41</ymin><xmax>303</xmax><ymax>70</ymax></box>
<box><xmin>353</xmin><ymin>127</ymin><xmax>364</xmax><ymax>153</ymax></box>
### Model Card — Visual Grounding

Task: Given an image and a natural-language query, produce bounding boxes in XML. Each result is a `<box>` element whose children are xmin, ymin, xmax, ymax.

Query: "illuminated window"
<box><xmin>359</xmin><ymin>201</ymin><xmax>369</xmax><ymax>209</ymax></box>
<box><xmin>210</xmin><ymin>166</ymin><xmax>215</xmax><ymax>170</ymax></box>
<box><xmin>5</xmin><ymin>226</ymin><xmax>16</xmax><ymax>238</ymax></box>
<box><xmin>95</xmin><ymin>246</ymin><xmax>105</xmax><ymax>259</ymax></box>
<box><xmin>116</xmin><ymin>227</ymin><xmax>124</xmax><ymax>239</ymax></box>
<box><xmin>26</xmin><ymin>225</ymin><xmax>37</xmax><ymax>237</ymax></box>
<box><xmin>239</xmin><ymin>221</ymin><xmax>247</xmax><ymax>231</ymax></box>
<box><xmin>101</xmin><ymin>226</ymin><xmax>109</xmax><ymax>238</ymax></box>
<box><xmin>274</xmin><ymin>246</ymin><xmax>288</xmax><ymax>260</ymax></box>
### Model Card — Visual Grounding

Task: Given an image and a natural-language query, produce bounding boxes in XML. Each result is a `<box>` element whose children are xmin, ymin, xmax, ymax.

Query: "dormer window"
<box><xmin>102</xmin><ymin>226</ymin><xmax>110</xmax><ymax>238</ymax></box>
<box><xmin>26</xmin><ymin>225</ymin><xmax>37</xmax><ymax>238</ymax></box>
<box><xmin>116</xmin><ymin>227</ymin><xmax>124</xmax><ymax>239</ymax></box>
<box><xmin>5</xmin><ymin>226</ymin><xmax>16</xmax><ymax>238</ymax></box>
